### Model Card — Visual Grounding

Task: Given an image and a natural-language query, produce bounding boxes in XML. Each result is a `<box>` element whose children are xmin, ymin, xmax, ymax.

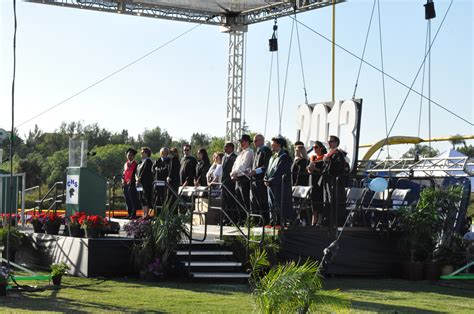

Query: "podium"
<box><xmin>66</xmin><ymin>167</ymin><xmax>106</xmax><ymax>217</ymax></box>
<box><xmin>65</xmin><ymin>139</ymin><xmax>106</xmax><ymax>216</ymax></box>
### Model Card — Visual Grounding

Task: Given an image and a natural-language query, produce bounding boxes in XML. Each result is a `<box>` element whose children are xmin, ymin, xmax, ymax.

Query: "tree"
<box><xmin>141</xmin><ymin>127</ymin><xmax>172</xmax><ymax>154</ymax></box>
<box><xmin>17</xmin><ymin>153</ymin><xmax>44</xmax><ymax>187</ymax></box>
<box><xmin>83</xmin><ymin>123</ymin><xmax>112</xmax><ymax>148</ymax></box>
<box><xmin>449</xmin><ymin>134</ymin><xmax>466</xmax><ymax>150</ymax></box>
<box><xmin>87</xmin><ymin>144</ymin><xmax>130</xmax><ymax>180</ymax></box>
<box><xmin>458</xmin><ymin>145</ymin><xmax>474</xmax><ymax>158</ymax></box>
<box><xmin>36</xmin><ymin>132</ymin><xmax>69</xmax><ymax>156</ymax></box>
<box><xmin>1</xmin><ymin>128</ymin><xmax>26</xmax><ymax>158</ymax></box>
<box><xmin>190</xmin><ymin>133</ymin><xmax>210</xmax><ymax>151</ymax></box>
<box><xmin>43</xmin><ymin>149</ymin><xmax>69</xmax><ymax>186</ymax></box>
<box><xmin>110</xmin><ymin>129</ymin><xmax>131</xmax><ymax>145</ymax></box>
<box><xmin>208</xmin><ymin>136</ymin><xmax>225</xmax><ymax>155</ymax></box>
<box><xmin>402</xmin><ymin>144</ymin><xmax>439</xmax><ymax>159</ymax></box>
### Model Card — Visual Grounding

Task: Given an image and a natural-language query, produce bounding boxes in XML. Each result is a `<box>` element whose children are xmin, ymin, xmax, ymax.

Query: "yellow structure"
<box><xmin>360</xmin><ymin>135</ymin><xmax>474</xmax><ymax>160</ymax></box>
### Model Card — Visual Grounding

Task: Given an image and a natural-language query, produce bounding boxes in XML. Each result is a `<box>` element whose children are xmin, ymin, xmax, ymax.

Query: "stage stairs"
<box><xmin>176</xmin><ymin>239</ymin><xmax>250</xmax><ymax>281</ymax></box>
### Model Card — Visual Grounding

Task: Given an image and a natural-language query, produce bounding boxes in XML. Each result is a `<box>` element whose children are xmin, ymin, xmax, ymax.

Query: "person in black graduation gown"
<box><xmin>265</xmin><ymin>137</ymin><xmax>293</xmax><ymax>225</ymax></box>
<box><xmin>292</xmin><ymin>144</ymin><xmax>309</xmax><ymax>186</ymax></box>
<box><xmin>250</xmin><ymin>134</ymin><xmax>272</xmax><ymax>223</ymax></box>
<box><xmin>307</xmin><ymin>141</ymin><xmax>327</xmax><ymax>226</ymax></box>
<box><xmin>167</xmin><ymin>147</ymin><xmax>181</xmax><ymax>204</ymax></box>
<box><xmin>323</xmin><ymin>135</ymin><xmax>349</xmax><ymax>226</ymax></box>
<box><xmin>195</xmin><ymin>148</ymin><xmax>211</xmax><ymax>187</ymax></box>
<box><xmin>221</xmin><ymin>142</ymin><xmax>237</xmax><ymax>220</ymax></box>
<box><xmin>136</xmin><ymin>147</ymin><xmax>154</xmax><ymax>217</ymax></box>
<box><xmin>180</xmin><ymin>144</ymin><xmax>197</xmax><ymax>187</ymax></box>
<box><xmin>152</xmin><ymin>147</ymin><xmax>170</xmax><ymax>210</ymax></box>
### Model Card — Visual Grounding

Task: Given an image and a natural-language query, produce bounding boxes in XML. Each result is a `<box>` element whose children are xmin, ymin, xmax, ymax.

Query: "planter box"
<box><xmin>18</xmin><ymin>233</ymin><xmax>139</xmax><ymax>277</ymax></box>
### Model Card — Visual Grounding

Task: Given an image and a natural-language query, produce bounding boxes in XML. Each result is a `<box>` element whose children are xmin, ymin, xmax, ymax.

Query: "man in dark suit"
<box><xmin>180</xmin><ymin>144</ymin><xmax>197</xmax><ymax>187</ymax></box>
<box><xmin>250</xmin><ymin>134</ymin><xmax>272</xmax><ymax>224</ymax></box>
<box><xmin>221</xmin><ymin>142</ymin><xmax>237</xmax><ymax>222</ymax></box>
<box><xmin>265</xmin><ymin>137</ymin><xmax>293</xmax><ymax>226</ymax></box>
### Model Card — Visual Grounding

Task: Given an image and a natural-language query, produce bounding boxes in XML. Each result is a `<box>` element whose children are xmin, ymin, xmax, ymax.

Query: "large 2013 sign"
<box><xmin>296</xmin><ymin>99</ymin><xmax>362</xmax><ymax>171</ymax></box>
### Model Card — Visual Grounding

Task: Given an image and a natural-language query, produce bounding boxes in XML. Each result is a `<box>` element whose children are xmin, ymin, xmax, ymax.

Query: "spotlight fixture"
<box><xmin>424</xmin><ymin>0</ymin><xmax>436</xmax><ymax>20</ymax></box>
<box><xmin>268</xmin><ymin>21</ymin><xmax>278</xmax><ymax>52</ymax></box>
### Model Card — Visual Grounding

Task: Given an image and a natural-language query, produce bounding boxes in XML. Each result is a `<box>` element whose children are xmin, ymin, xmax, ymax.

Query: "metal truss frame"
<box><xmin>28</xmin><ymin>0</ymin><xmax>224</xmax><ymax>25</ymax></box>
<box><xmin>27</xmin><ymin>1</ymin><xmax>344</xmax><ymax>26</ymax></box>
<box><xmin>226</xmin><ymin>30</ymin><xmax>245</xmax><ymax>142</ymax></box>
<box><xmin>358</xmin><ymin>157</ymin><xmax>474</xmax><ymax>178</ymax></box>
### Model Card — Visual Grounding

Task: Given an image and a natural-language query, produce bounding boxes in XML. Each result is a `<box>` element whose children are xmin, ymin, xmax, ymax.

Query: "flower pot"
<box><xmin>32</xmin><ymin>222</ymin><xmax>44</xmax><ymax>233</ymax></box>
<box><xmin>441</xmin><ymin>265</ymin><xmax>455</xmax><ymax>276</ymax></box>
<box><xmin>68</xmin><ymin>225</ymin><xmax>84</xmax><ymax>238</ymax></box>
<box><xmin>424</xmin><ymin>262</ymin><xmax>441</xmax><ymax>281</ymax></box>
<box><xmin>52</xmin><ymin>276</ymin><xmax>62</xmax><ymax>286</ymax></box>
<box><xmin>45</xmin><ymin>223</ymin><xmax>61</xmax><ymax>235</ymax></box>
<box><xmin>401</xmin><ymin>261</ymin><xmax>424</xmax><ymax>281</ymax></box>
<box><xmin>0</xmin><ymin>284</ymin><xmax>6</xmax><ymax>297</ymax></box>
<box><xmin>85</xmin><ymin>228</ymin><xmax>101</xmax><ymax>239</ymax></box>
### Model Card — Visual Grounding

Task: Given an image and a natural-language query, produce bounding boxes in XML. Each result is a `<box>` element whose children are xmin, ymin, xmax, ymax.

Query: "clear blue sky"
<box><xmin>1</xmin><ymin>0</ymin><xmax>472</xmax><ymax>157</ymax></box>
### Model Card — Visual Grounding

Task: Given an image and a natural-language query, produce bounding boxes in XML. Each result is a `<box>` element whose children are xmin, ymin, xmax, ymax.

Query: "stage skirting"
<box><xmin>280</xmin><ymin>227</ymin><xmax>402</xmax><ymax>276</ymax></box>
<box><xmin>19</xmin><ymin>233</ymin><xmax>138</xmax><ymax>277</ymax></box>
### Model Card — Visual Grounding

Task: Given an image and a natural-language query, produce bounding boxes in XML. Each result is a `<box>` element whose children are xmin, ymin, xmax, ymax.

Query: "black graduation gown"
<box><xmin>265</xmin><ymin>151</ymin><xmax>293</xmax><ymax>223</ymax></box>
<box><xmin>292</xmin><ymin>158</ymin><xmax>309</xmax><ymax>186</ymax></box>
<box><xmin>180</xmin><ymin>156</ymin><xmax>197</xmax><ymax>186</ymax></box>
<box><xmin>252</xmin><ymin>145</ymin><xmax>272</xmax><ymax>215</ymax></box>
<box><xmin>196</xmin><ymin>160</ymin><xmax>211</xmax><ymax>187</ymax></box>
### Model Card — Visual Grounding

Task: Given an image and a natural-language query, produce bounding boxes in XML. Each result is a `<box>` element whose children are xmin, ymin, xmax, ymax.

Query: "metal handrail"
<box><xmin>209</xmin><ymin>179</ymin><xmax>265</xmax><ymax>259</ymax></box>
<box><xmin>34</xmin><ymin>182</ymin><xmax>64</xmax><ymax>215</ymax></box>
<box><xmin>160</xmin><ymin>181</ymin><xmax>209</xmax><ymax>273</ymax></box>
<box><xmin>107</xmin><ymin>175</ymin><xmax>124</xmax><ymax>218</ymax></box>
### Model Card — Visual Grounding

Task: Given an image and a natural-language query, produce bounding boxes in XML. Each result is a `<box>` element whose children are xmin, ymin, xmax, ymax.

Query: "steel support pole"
<box><xmin>226</xmin><ymin>30</ymin><xmax>246</xmax><ymax>142</ymax></box>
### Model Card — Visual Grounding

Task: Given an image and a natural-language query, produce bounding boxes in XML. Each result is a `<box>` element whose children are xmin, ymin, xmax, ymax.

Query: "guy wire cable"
<box><xmin>352</xmin><ymin>0</ymin><xmax>377</xmax><ymax>100</ymax></box>
<box><xmin>289</xmin><ymin>0</ymin><xmax>472</xmax><ymax>127</ymax></box>
<box><xmin>417</xmin><ymin>23</ymin><xmax>430</xmax><ymax>138</ymax></box>
<box><xmin>264</xmin><ymin>52</ymin><xmax>274</xmax><ymax>138</ymax></box>
<box><xmin>280</xmin><ymin>17</ymin><xmax>295</xmax><ymax>133</ymax></box>
<box><xmin>377</xmin><ymin>0</ymin><xmax>390</xmax><ymax>158</ymax></box>
<box><xmin>18</xmin><ymin>22</ymin><xmax>203</xmax><ymax>128</ymax></box>
<box><xmin>372</xmin><ymin>0</ymin><xmax>454</xmax><ymax>162</ymax></box>
<box><xmin>294</xmin><ymin>14</ymin><xmax>309</xmax><ymax>105</ymax></box>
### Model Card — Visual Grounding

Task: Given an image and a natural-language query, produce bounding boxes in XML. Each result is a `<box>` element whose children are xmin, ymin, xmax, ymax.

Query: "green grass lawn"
<box><xmin>1</xmin><ymin>276</ymin><xmax>474</xmax><ymax>313</ymax></box>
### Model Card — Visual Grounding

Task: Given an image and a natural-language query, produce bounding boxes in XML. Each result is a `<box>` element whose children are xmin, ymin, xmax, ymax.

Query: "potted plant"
<box><xmin>398</xmin><ymin>187</ymin><xmax>461</xmax><ymax>280</ymax></box>
<box><xmin>142</xmin><ymin>257</ymin><xmax>164</xmax><ymax>281</ymax></box>
<box><xmin>124</xmin><ymin>216</ymin><xmax>153</xmax><ymax>239</ymax></box>
<box><xmin>80</xmin><ymin>215</ymin><xmax>107</xmax><ymax>238</ymax></box>
<box><xmin>435</xmin><ymin>236</ymin><xmax>465</xmax><ymax>276</ymax></box>
<box><xmin>0</xmin><ymin>214</ymin><xmax>19</xmax><ymax>228</ymax></box>
<box><xmin>420</xmin><ymin>187</ymin><xmax>462</xmax><ymax>280</ymax></box>
<box><xmin>0</xmin><ymin>228</ymin><xmax>26</xmax><ymax>263</ymax></box>
<box><xmin>67</xmin><ymin>212</ymin><xmax>86</xmax><ymax>237</ymax></box>
<box><xmin>27</xmin><ymin>213</ymin><xmax>46</xmax><ymax>233</ymax></box>
<box><xmin>398</xmin><ymin>204</ymin><xmax>437</xmax><ymax>280</ymax></box>
<box><xmin>43</xmin><ymin>212</ymin><xmax>64</xmax><ymax>235</ymax></box>
<box><xmin>0</xmin><ymin>266</ymin><xmax>10</xmax><ymax>296</ymax></box>
<box><xmin>50</xmin><ymin>262</ymin><xmax>70</xmax><ymax>286</ymax></box>
<box><xmin>152</xmin><ymin>200</ymin><xmax>190</xmax><ymax>270</ymax></box>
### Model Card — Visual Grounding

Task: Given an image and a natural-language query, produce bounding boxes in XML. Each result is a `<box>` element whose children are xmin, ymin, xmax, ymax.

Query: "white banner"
<box><xmin>66</xmin><ymin>175</ymin><xmax>80</xmax><ymax>205</ymax></box>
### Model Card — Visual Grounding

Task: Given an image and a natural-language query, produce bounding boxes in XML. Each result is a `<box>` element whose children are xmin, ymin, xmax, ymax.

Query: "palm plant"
<box><xmin>152</xmin><ymin>199</ymin><xmax>190</xmax><ymax>266</ymax></box>
<box><xmin>250</xmin><ymin>250</ymin><xmax>349</xmax><ymax>313</ymax></box>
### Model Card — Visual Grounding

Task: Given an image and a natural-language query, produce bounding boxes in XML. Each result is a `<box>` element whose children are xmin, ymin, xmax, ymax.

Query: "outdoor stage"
<box><xmin>14</xmin><ymin>221</ymin><xmax>402</xmax><ymax>278</ymax></box>
<box><xmin>280</xmin><ymin>226</ymin><xmax>402</xmax><ymax>276</ymax></box>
